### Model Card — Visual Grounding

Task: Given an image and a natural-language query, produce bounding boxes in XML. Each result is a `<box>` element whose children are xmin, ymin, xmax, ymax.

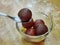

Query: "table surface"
<box><xmin>0</xmin><ymin>0</ymin><xmax>60</xmax><ymax>45</ymax></box>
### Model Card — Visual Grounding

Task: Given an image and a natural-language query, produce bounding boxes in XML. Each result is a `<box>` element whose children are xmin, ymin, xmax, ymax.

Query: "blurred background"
<box><xmin>0</xmin><ymin>0</ymin><xmax>60</xmax><ymax>45</ymax></box>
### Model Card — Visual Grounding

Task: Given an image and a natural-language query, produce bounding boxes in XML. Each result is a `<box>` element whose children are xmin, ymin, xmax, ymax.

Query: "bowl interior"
<box><xmin>16</xmin><ymin>11</ymin><xmax>53</xmax><ymax>38</ymax></box>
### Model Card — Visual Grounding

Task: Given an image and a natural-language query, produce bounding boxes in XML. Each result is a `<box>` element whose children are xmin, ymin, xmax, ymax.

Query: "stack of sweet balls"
<box><xmin>18</xmin><ymin>8</ymin><xmax>48</xmax><ymax>36</ymax></box>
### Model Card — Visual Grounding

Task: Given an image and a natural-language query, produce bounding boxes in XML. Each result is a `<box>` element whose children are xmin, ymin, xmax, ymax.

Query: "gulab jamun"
<box><xmin>25</xmin><ymin>28</ymin><xmax>36</xmax><ymax>36</ymax></box>
<box><xmin>34</xmin><ymin>19</ymin><xmax>45</xmax><ymax>29</ymax></box>
<box><xmin>36</xmin><ymin>24</ymin><xmax>48</xmax><ymax>35</ymax></box>
<box><xmin>22</xmin><ymin>18</ymin><xmax>34</xmax><ymax>28</ymax></box>
<box><xmin>18</xmin><ymin>8</ymin><xmax>32</xmax><ymax>22</ymax></box>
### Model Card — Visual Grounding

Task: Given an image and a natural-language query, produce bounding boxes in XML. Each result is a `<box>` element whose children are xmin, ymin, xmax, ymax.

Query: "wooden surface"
<box><xmin>0</xmin><ymin>0</ymin><xmax>60</xmax><ymax>45</ymax></box>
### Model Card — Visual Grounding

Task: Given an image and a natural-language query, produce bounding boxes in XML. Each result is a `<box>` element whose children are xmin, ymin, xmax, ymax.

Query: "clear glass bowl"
<box><xmin>15</xmin><ymin>0</ymin><xmax>53</xmax><ymax>42</ymax></box>
<box><xmin>16</xmin><ymin>11</ymin><xmax>53</xmax><ymax>42</ymax></box>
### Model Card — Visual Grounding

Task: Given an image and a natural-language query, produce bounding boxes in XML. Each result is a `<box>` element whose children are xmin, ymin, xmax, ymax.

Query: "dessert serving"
<box><xmin>17</xmin><ymin>8</ymin><xmax>52</xmax><ymax>42</ymax></box>
<box><xmin>18</xmin><ymin>8</ymin><xmax>48</xmax><ymax>36</ymax></box>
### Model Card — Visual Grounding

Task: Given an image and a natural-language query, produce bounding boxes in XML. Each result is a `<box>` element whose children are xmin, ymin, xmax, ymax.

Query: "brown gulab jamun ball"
<box><xmin>25</xmin><ymin>28</ymin><xmax>36</xmax><ymax>36</ymax></box>
<box><xmin>22</xmin><ymin>18</ymin><xmax>34</xmax><ymax>28</ymax></box>
<box><xmin>18</xmin><ymin>8</ymin><xmax>32</xmax><ymax>22</ymax></box>
<box><xmin>33</xmin><ymin>19</ymin><xmax>45</xmax><ymax>29</ymax></box>
<box><xmin>36</xmin><ymin>24</ymin><xmax>48</xmax><ymax>35</ymax></box>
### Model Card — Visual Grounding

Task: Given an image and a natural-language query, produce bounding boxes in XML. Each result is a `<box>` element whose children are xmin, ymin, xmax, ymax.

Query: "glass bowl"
<box><xmin>15</xmin><ymin>0</ymin><xmax>54</xmax><ymax>42</ymax></box>
<box><xmin>16</xmin><ymin>11</ymin><xmax>53</xmax><ymax>42</ymax></box>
